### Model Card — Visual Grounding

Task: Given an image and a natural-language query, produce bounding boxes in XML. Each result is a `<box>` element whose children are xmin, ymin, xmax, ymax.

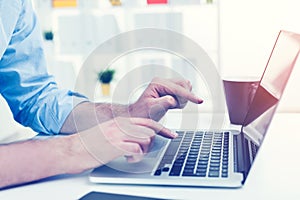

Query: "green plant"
<box><xmin>97</xmin><ymin>69</ymin><xmax>115</xmax><ymax>84</ymax></box>
<box><xmin>43</xmin><ymin>31</ymin><xmax>54</xmax><ymax>41</ymax></box>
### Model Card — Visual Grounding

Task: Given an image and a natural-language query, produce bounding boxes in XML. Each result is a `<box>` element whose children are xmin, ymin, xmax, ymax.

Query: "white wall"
<box><xmin>219</xmin><ymin>0</ymin><xmax>300</xmax><ymax>112</ymax></box>
<box><xmin>2</xmin><ymin>0</ymin><xmax>300</xmax><ymax>138</ymax></box>
<box><xmin>0</xmin><ymin>97</ymin><xmax>37</xmax><ymax>144</ymax></box>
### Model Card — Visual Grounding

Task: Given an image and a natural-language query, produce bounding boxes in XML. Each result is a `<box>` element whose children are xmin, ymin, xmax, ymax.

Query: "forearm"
<box><xmin>60</xmin><ymin>77</ymin><xmax>202</xmax><ymax>134</ymax></box>
<box><xmin>0</xmin><ymin>134</ymin><xmax>98</xmax><ymax>189</ymax></box>
<box><xmin>60</xmin><ymin>101</ymin><xmax>131</xmax><ymax>134</ymax></box>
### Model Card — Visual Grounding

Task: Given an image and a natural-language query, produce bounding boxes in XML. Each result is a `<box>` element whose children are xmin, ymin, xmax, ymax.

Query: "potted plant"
<box><xmin>43</xmin><ymin>30</ymin><xmax>54</xmax><ymax>41</ymax></box>
<box><xmin>97</xmin><ymin>69</ymin><xmax>115</xmax><ymax>96</ymax></box>
<box><xmin>109</xmin><ymin>0</ymin><xmax>122</xmax><ymax>6</ymax></box>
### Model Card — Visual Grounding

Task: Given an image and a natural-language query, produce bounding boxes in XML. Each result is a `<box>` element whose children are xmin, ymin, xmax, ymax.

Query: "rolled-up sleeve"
<box><xmin>0</xmin><ymin>0</ymin><xmax>88</xmax><ymax>134</ymax></box>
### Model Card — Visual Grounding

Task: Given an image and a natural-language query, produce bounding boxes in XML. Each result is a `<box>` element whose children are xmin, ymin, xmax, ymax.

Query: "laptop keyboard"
<box><xmin>154</xmin><ymin>131</ymin><xmax>229</xmax><ymax>178</ymax></box>
<box><xmin>250</xmin><ymin>140</ymin><xmax>259</xmax><ymax>160</ymax></box>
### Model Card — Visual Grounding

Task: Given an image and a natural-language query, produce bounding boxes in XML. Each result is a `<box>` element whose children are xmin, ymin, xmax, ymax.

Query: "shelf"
<box><xmin>51</xmin><ymin>2</ymin><xmax>218</xmax><ymax>16</ymax></box>
<box><xmin>34</xmin><ymin>0</ymin><xmax>220</xmax><ymax>101</ymax></box>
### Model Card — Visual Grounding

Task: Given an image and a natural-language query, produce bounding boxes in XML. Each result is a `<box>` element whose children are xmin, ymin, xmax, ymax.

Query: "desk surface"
<box><xmin>1</xmin><ymin>113</ymin><xmax>300</xmax><ymax>200</ymax></box>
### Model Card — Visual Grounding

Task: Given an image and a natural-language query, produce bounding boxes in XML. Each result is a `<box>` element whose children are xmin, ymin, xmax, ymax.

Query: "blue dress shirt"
<box><xmin>0</xmin><ymin>0</ymin><xmax>87</xmax><ymax>134</ymax></box>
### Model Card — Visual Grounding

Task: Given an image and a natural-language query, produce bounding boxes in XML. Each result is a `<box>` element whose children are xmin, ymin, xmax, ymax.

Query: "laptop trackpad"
<box><xmin>103</xmin><ymin>136</ymin><xmax>169</xmax><ymax>174</ymax></box>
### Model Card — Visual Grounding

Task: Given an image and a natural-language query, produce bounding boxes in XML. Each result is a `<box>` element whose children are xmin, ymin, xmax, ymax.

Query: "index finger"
<box><xmin>129</xmin><ymin>118</ymin><xmax>177</xmax><ymax>139</ymax></box>
<box><xmin>153</xmin><ymin>78</ymin><xmax>203</xmax><ymax>104</ymax></box>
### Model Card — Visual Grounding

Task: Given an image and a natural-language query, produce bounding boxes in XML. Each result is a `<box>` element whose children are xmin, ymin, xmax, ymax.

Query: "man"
<box><xmin>0</xmin><ymin>0</ymin><xmax>203</xmax><ymax>189</ymax></box>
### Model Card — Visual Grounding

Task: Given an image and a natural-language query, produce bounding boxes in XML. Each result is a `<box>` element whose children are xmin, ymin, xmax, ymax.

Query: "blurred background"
<box><xmin>1</xmin><ymin>0</ymin><xmax>300</xmax><ymax>139</ymax></box>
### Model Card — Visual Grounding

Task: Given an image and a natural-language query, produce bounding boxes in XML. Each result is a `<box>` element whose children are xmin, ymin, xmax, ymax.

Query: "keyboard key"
<box><xmin>179</xmin><ymin>147</ymin><xmax>189</xmax><ymax>151</ymax></box>
<box><xmin>199</xmin><ymin>157</ymin><xmax>209</xmax><ymax>162</ymax></box>
<box><xmin>208</xmin><ymin>171</ymin><xmax>219</xmax><ymax>177</ymax></box>
<box><xmin>170</xmin><ymin>167</ymin><xmax>182</xmax><ymax>176</ymax></box>
<box><xmin>174</xmin><ymin>159</ymin><xmax>185</xmax><ymax>164</ymax></box>
<box><xmin>186</xmin><ymin>161</ymin><xmax>196</xmax><ymax>166</ymax></box>
<box><xmin>187</xmin><ymin>154</ymin><xmax>198</xmax><ymax>158</ymax></box>
<box><xmin>222</xmin><ymin>161</ymin><xmax>228</xmax><ymax>166</ymax></box>
<box><xmin>199</xmin><ymin>154</ymin><xmax>209</xmax><ymax>158</ymax></box>
<box><xmin>212</xmin><ymin>147</ymin><xmax>221</xmax><ymax>151</ymax></box>
<box><xmin>177</xmin><ymin>150</ymin><xmax>188</xmax><ymax>154</ymax></box>
<box><xmin>183</xmin><ymin>169</ymin><xmax>194</xmax><ymax>173</ymax></box>
<box><xmin>222</xmin><ymin>168</ymin><xmax>228</xmax><ymax>173</ymax></box>
<box><xmin>188</xmin><ymin>151</ymin><xmax>199</xmax><ymax>155</ymax></box>
<box><xmin>211</xmin><ymin>152</ymin><xmax>221</xmax><ymax>156</ymax></box>
<box><xmin>196</xmin><ymin>167</ymin><xmax>207</xmax><ymax>172</ymax></box>
<box><xmin>184</xmin><ymin>165</ymin><xmax>195</xmax><ymax>169</ymax></box>
<box><xmin>211</xmin><ymin>156</ymin><xmax>221</xmax><ymax>161</ymax></box>
<box><xmin>210</xmin><ymin>163</ymin><xmax>220</xmax><ymax>167</ymax></box>
<box><xmin>195</xmin><ymin>131</ymin><xmax>204</xmax><ymax>135</ymax></box>
<box><xmin>169</xmin><ymin>171</ymin><xmax>181</xmax><ymax>176</ymax></box>
<box><xmin>222</xmin><ymin>173</ymin><xmax>228</xmax><ymax>178</ymax></box>
<box><xmin>171</xmin><ymin>166</ymin><xmax>182</xmax><ymax>171</ymax></box>
<box><xmin>222</xmin><ymin>165</ymin><xmax>228</xmax><ymax>169</ymax></box>
<box><xmin>194</xmin><ymin>172</ymin><xmax>206</xmax><ymax>177</ymax></box>
<box><xmin>173</xmin><ymin>162</ymin><xmax>183</xmax><ymax>167</ymax></box>
<box><xmin>198</xmin><ymin>160</ymin><xmax>208</xmax><ymax>165</ymax></box>
<box><xmin>154</xmin><ymin>169</ymin><xmax>162</xmax><ymax>176</ymax></box>
<box><xmin>209</xmin><ymin>167</ymin><xmax>220</xmax><ymax>172</ymax></box>
<box><xmin>185</xmin><ymin>131</ymin><xmax>194</xmax><ymax>135</ymax></box>
<box><xmin>211</xmin><ymin>158</ymin><xmax>221</xmax><ymax>163</ymax></box>
<box><xmin>162</xmin><ymin>167</ymin><xmax>170</xmax><ymax>172</ymax></box>
<box><xmin>197</xmin><ymin>164</ymin><xmax>208</xmax><ymax>169</ymax></box>
<box><xmin>223</xmin><ymin>155</ymin><xmax>228</xmax><ymax>159</ymax></box>
<box><xmin>182</xmin><ymin>172</ymin><xmax>195</xmax><ymax>176</ymax></box>
<box><xmin>200</xmin><ymin>151</ymin><xmax>209</xmax><ymax>155</ymax></box>
<box><xmin>176</xmin><ymin>131</ymin><xmax>184</xmax><ymax>136</ymax></box>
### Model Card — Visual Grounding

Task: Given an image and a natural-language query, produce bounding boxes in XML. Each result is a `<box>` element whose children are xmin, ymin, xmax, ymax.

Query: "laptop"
<box><xmin>89</xmin><ymin>30</ymin><xmax>300</xmax><ymax>188</ymax></box>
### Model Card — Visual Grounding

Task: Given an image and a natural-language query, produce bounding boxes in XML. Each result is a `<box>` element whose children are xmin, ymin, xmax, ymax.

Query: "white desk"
<box><xmin>1</xmin><ymin>113</ymin><xmax>300</xmax><ymax>200</ymax></box>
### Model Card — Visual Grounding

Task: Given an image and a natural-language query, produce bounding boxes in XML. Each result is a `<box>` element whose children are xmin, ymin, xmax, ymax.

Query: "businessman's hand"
<box><xmin>79</xmin><ymin>117</ymin><xmax>177</xmax><ymax>165</ymax></box>
<box><xmin>61</xmin><ymin>78</ymin><xmax>202</xmax><ymax>134</ymax></box>
<box><xmin>129</xmin><ymin>77</ymin><xmax>203</xmax><ymax>121</ymax></box>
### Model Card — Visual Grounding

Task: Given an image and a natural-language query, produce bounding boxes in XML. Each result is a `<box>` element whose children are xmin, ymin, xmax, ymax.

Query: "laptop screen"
<box><xmin>241</xmin><ymin>30</ymin><xmax>300</xmax><ymax>178</ymax></box>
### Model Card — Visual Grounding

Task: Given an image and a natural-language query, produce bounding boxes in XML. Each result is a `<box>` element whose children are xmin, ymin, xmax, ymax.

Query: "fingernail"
<box><xmin>172</xmin><ymin>131</ymin><xmax>178</xmax><ymax>138</ymax></box>
<box><xmin>198</xmin><ymin>99</ymin><xmax>204</xmax><ymax>104</ymax></box>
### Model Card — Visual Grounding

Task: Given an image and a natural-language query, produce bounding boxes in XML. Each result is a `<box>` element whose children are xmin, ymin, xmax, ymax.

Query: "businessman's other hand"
<box><xmin>79</xmin><ymin>117</ymin><xmax>177</xmax><ymax>166</ymax></box>
<box><xmin>129</xmin><ymin>77</ymin><xmax>203</xmax><ymax>121</ymax></box>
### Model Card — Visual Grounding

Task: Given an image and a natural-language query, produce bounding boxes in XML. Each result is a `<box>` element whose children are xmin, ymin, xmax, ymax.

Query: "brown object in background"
<box><xmin>223</xmin><ymin>77</ymin><xmax>259</xmax><ymax>125</ymax></box>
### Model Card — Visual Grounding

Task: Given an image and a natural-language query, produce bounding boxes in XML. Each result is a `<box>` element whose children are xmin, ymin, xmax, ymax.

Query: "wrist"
<box><xmin>65</xmin><ymin>134</ymin><xmax>100</xmax><ymax>174</ymax></box>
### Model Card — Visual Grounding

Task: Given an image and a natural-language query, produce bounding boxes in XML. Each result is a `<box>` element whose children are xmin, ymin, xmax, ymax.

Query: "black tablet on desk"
<box><xmin>79</xmin><ymin>191</ymin><xmax>170</xmax><ymax>200</ymax></box>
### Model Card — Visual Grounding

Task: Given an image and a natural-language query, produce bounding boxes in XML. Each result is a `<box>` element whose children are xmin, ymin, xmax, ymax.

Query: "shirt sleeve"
<box><xmin>0</xmin><ymin>0</ymin><xmax>88</xmax><ymax>134</ymax></box>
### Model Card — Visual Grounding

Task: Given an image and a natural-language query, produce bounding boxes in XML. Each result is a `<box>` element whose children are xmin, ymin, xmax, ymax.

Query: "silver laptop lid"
<box><xmin>241</xmin><ymin>30</ymin><xmax>300</xmax><ymax>179</ymax></box>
